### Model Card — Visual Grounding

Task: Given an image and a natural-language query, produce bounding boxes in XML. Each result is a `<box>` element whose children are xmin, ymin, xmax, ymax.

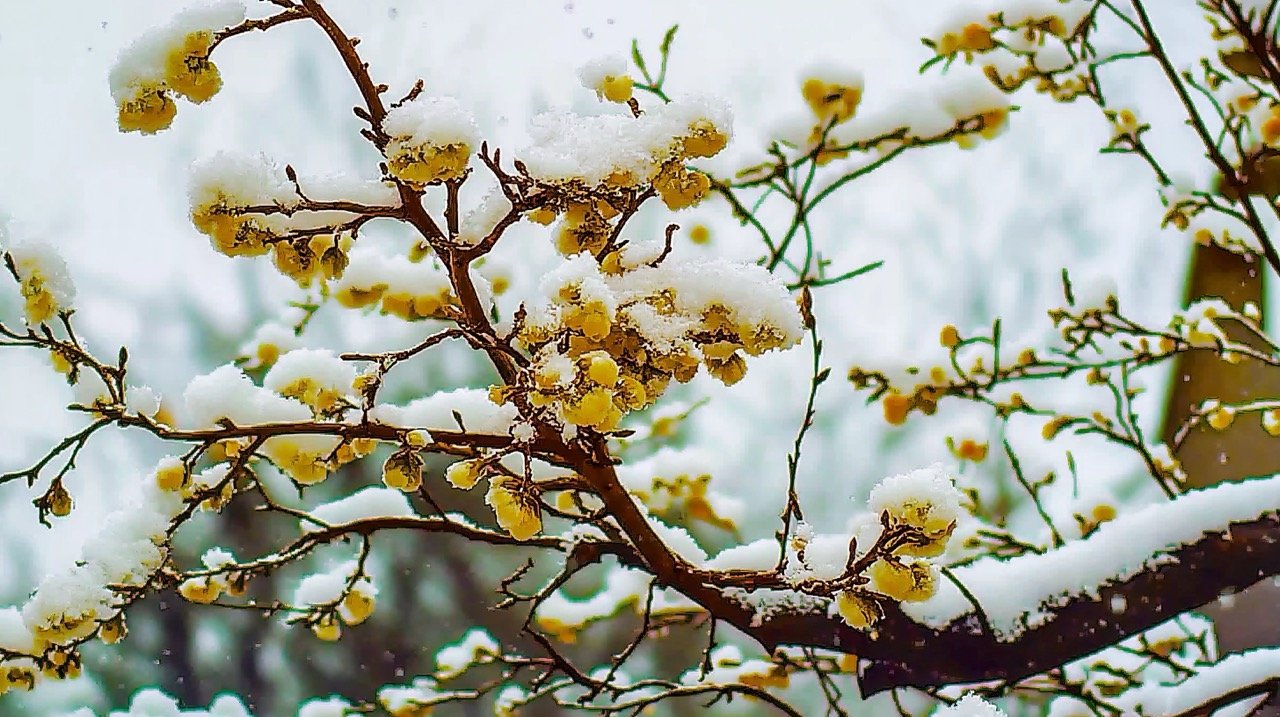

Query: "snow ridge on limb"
<box><xmin>728</xmin><ymin>475</ymin><xmax>1280</xmax><ymax>694</ymax></box>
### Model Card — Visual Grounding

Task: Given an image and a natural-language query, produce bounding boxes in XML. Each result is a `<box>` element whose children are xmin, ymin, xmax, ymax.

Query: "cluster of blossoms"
<box><xmin>797</xmin><ymin>63</ymin><xmax>865</xmax><ymax>163</ymax></box>
<box><xmin>109</xmin><ymin>2</ymin><xmax>246</xmax><ymax>133</ymax></box>
<box><xmin>188</xmin><ymin>153</ymin><xmax>398</xmax><ymax>284</ymax></box>
<box><xmin>332</xmin><ymin>246</ymin><xmax>489</xmax><ymax>321</ymax></box>
<box><xmin>505</xmin><ymin>253</ymin><xmax>804</xmax><ymax>434</ymax></box>
<box><xmin>290</xmin><ymin>562</ymin><xmax>378</xmax><ymax>642</ymax></box>
<box><xmin>615</xmin><ymin>448</ymin><xmax>744</xmax><ymax>531</ymax></box>
<box><xmin>2</xmin><ymin>240</ymin><xmax>76</xmax><ymax>326</ymax></box>
<box><xmin>175</xmin><ymin>547</ymin><xmax>243</xmax><ymax>604</ymax></box>
<box><xmin>828</xmin><ymin>466</ymin><xmax>966</xmax><ymax>631</ymax></box>
<box><xmin>382</xmin><ymin>96</ymin><xmax>480</xmax><ymax>187</ymax></box>
<box><xmin>182</xmin><ymin>351</ymin><xmax>370</xmax><ymax>485</ymax></box>
<box><xmin>0</xmin><ymin>467</ymin><xmax>181</xmax><ymax>694</ymax></box>
<box><xmin>521</xmin><ymin>94</ymin><xmax>731</xmax><ymax>255</ymax></box>
<box><xmin>928</xmin><ymin>1</ymin><xmax>1092</xmax><ymax>102</ymax></box>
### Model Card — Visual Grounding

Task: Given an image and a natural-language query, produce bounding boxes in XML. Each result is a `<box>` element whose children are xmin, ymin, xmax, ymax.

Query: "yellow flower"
<box><xmin>527</xmin><ymin>206</ymin><xmax>558</xmax><ymax>225</ymax></box>
<box><xmin>165</xmin><ymin>31</ymin><xmax>222</xmax><ymax>103</ymax></box>
<box><xmin>882</xmin><ymin>392</ymin><xmax>910</xmax><ymax>425</ymax></box>
<box><xmin>835</xmin><ymin>591</ymin><xmax>880</xmax><ymax>630</ymax></box>
<box><xmin>705</xmin><ymin>353</ymin><xmax>747</xmax><ymax>386</ymax></box>
<box><xmin>20</xmin><ymin>275</ymin><xmax>59</xmax><ymax>325</ymax></box>
<box><xmin>341</xmin><ymin>588</ymin><xmax>376</xmax><ymax>626</ymax></box>
<box><xmin>178</xmin><ymin>577</ymin><xmax>223</xmax><ymax>604</ymax></box>
<box><xmin>388</xmin><ymin>143</ymin><xmax>471</xmax><ymax>186</ymax></box>
<box><xmin>1263</xmin><ymin>113</ymin><xmax>1280</xmax><ymax>146</ymax></box>
<box><xmin>584</xmin><ymin>352</ymin><xmax>620</xmax><ymax>387</ymax></box>
<box><xmin>117</xmin><ymin>84</ymin><xmax>178</xmax><ymax>134</ymax></box>
<box><xmin>98</xmin><ymin>615</ymin><xmax>127</xmax><ymax>645</ymax></box>
<box><xmin>801</xmin><ymin>78</ymin><xmax>862</xmax><ymax>124</ymax></box>
<box><xmin>486</xmin><ymin>477</ymin><xmax>542</xmax><ymax>541</ymax></box>
<box><xmin>653</xmin><ymin>162</ymin><xmax>711</xmax><ymax>210</ymax></box>
<box><xmin>939</xmin><ymin>324</ymin><xmax>960</xmax><ymax>348</ymax></box>
<box><xmin>383</xmin><ymin>449</ymin><xmax>424</xmax><ymax>492</ymax></box>
<box><xmin>1206</xmin><ymin>406</ymin><xmax>1235</xmax><ymax>431</ymax></box>
<box><xmin>868</xmin><ymin>559</ymin><xmax>937</xmax><ymax>602</ymax></box>
<box><xmin>562</xmin><ymin>387</ymin><xmax>622</xmax><ymax>431</ymax></box>
<box><xmin>312</xmin><ymin>614</ymin><xmax>342</xmax><ymax>642</ymax></box>
<box><xmin>680</xmin><ymin>119</ymin><xmax>730</xmax><ymax>158</ymax></box>
<box><xmin>950</xmin><ymin>438</ymin><xmax>989</xmax><ymax>462</ymax></box>
<box><xmin>599</xmin><ymin>74</ymin><xmax>634</xmax><ymax>103</ymax></box>
<box><xmin>445</xmin><ymin>459</ymin><xmax>483</xmax><ymax>490</ymax></box>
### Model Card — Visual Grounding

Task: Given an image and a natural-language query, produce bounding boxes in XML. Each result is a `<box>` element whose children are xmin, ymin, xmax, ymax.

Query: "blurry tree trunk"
<box><xmin>1161</xmin><ymin>243</ymin><xmax>1280</xmax><ymax>709</ymax></box>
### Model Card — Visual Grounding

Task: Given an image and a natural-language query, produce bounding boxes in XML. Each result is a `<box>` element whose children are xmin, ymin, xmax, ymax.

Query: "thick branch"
<box><xmin>733</xmin><ymin>513</ymin><xmax>1280</xmax><ymax>696</ymax></box>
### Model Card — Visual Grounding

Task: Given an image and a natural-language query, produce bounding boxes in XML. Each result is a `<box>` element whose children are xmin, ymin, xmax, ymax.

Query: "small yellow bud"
<box><xmin>382</xmin><ymin>449</ymin><xmax>424</xmax><ymax>492</ymax></box>
<box><xmin>835</xmin><ymin>591</ymin><xmax>880</xmax><ymax>630</ymax></box>
<box><xmin>178</xmin><ymin>577</ymin><xmax>222</xmax><ymax>604</ymax></box>
<box><xmin>404</xmin><ymin>429</ymin><xmax>431</xmax><ymax>448</ymax></box>
<box><xmin>98</xmin><ymin>616</ymin><xmax>127</xmax><ymax>645</ymax></box>
<box><xmin>342</xmin><ymin>589</ymin><xmax>376</xmax><ymax>626</ymax></box>
<box><xmin>1091</xmin><ymin>503</ymin><xmax>1117</xmax><ymax>524</ymax></box>
<box><xmin>600</xmin><ymin>74</ymin><xmax>634</xmax><ymax>103</ymax></box>
<box><xmin>47</xmin><ymin>481</ymin><xmax>73</xmax><ymax>518</ymax></box>
<box><xmin>1206</xmin><ymin>406</ymin><xmax>1236</xmax><ymax>431</ymax></box>
<box><xmin>882</xmin><ymin>392</ymin><xmax>910</xmax><ymax>425</ymax></box>
<box><xmin>688</xmin><ymin>224</ymin><xmax>711</xmax><ymax>244</ymax></box>
<box><xmin>311</xmin><ymin>615</ymin><xmax>342</xmax><ymax>642</ymax></box>
<box><xmin>445</xmin><ymin>459</ymin><xmax>483</xmax><ymax>490</ymax></box>
<box><xmin>939</xmin><ymin>324</ymin><xmax>960</xmax><ymax>348</ymax></box>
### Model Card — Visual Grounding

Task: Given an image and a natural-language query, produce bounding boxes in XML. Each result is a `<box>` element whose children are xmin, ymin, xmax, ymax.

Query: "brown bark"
<box><xmin>1161</xmin><ymin>243</ymin><xmax>1280</xmax><ymax>710</ymax></box>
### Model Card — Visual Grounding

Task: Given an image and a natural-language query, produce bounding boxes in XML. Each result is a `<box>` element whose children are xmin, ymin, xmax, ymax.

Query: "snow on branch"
<box><xmin>734</xmin><ymin>476</ymin><xmax>1280</xmax><ymax>694</ymax></box>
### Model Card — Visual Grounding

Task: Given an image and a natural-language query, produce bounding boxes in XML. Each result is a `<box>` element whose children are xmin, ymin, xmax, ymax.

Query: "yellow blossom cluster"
<box><xmin>266</xmin><ymin>435</ymin><xmax>374</xmax><ymax>486</ymax></box>
<box><xmin>333</xmin><ymin>254</ymin><xmax>461</xmax><ymax>322</ymax></box>
<box><xmin>835</xmin><ymin>467</ymin><xmax>963</xmax><ymax>630</ymax></box>
<box><xmin>533</xmin><ymin>118</ymin><xmax>729</xmax><ymax>256</ymax></box>
<box><xmin>383</xmin><ymin>97</ymin><xmax>479</xmax><ymax>187</ymax></box>
<box><xmin>188</xmin><ymin>159</ymin><xmax>290</xmax><ymax>260</ymax></box>
<box><xmin>5</xmin><ymin>243</ymin><xmax>75</xmax><ymax>326</ymax></box>
<box><xmin>798</xmin><ymin>66</ymin><xmax>865</xmax><ymax>165</ymax></box>
<box><xmin>627</xmin><ymin>470</ymin><xmax>738</xmax><ymax>531</ymax></box>
<box><xmin>110</xmin><ymin>5</ymin><xmax>244</xmax><ymax>134</ymax></box>
<box><xmin>272</xmin><ymin>234</ymin><xmax>354</xmax><ymax>288</ymax></box>
<box><xmin>508</xmin><ymin>259</ymin><xmax>801</xmax><ymax>435</ymax></box>
<box><xmin>387</xmin><ymin>143</ymin><xmax>470</xmax><ymax>186</ymax></box>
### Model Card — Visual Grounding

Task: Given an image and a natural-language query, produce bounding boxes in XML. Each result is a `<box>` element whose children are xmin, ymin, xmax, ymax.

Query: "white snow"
<box><xmin>302</xmin><ymin>487</ymin><xmax>414</xmax><ymax>531</ymax></box>
<box><xmin>370</xmin><ymin>387</ymin><xmax>519</xmax><ymax>435</ymax></box>
<box><xmin>932</xmin><ymin>694</ymin><xmax>1007</xmax><ymax>717</ymax></box>
<box><xmin>383</xmin><ymin>96</ymin><xmax>480</xmax><ymax>149</ymax></box>
<box><xmin>904</xmin><ymin>475</ymin><xmax>1280</xmax><ymax>640</ymax></box>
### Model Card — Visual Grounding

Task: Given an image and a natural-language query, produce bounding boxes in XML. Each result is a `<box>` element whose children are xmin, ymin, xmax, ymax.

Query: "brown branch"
<box><xmin>728</xmin><ymin>513</ymin><xmax>1280</xmax><ymax>696</ymax></box>
<box><xmin>1130</xmin><ymin>0</ymin><xmax>1280</xmax><ymax>277</ymax></box>
<box><xmin>210</xmin><ymin>7</ymin><xmax>309</xmax><ymax>52</ymax></box>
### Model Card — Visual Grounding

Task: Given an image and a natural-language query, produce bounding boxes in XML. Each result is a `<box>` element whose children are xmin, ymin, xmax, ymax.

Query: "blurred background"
<box><xmin>0</xmin><ymin>1</ymin><xmax>1235</xmax><ymax>714</ymax></box>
